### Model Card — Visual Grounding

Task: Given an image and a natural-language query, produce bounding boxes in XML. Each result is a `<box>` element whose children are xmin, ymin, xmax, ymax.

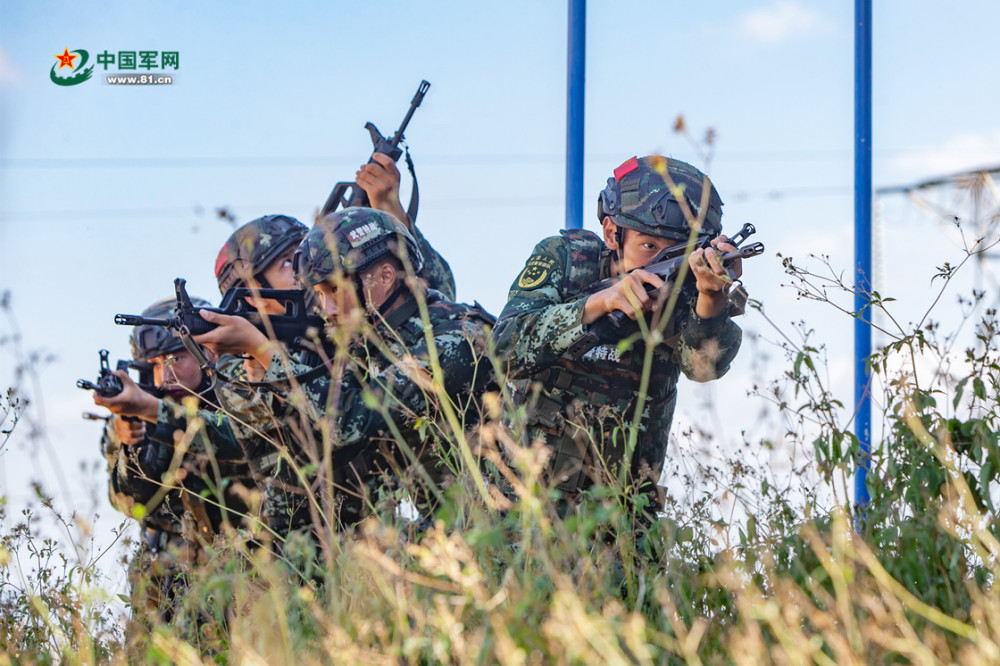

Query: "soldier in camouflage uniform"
<box><xmin>492</xmin><ymin>155</ymin><xmax>744</xmax><ymax>518</ymax></box>
<box><xmin>356</xmin><ymin>151</ymin><xmax>456</xmax><ymax>300</ymax></box>
<box><xmin>284</xmin><ymin>207</ymin><xmax>495</xmax><ymax>527</ymax></box>
<box><xmin>189</xmin><ymin>161</ymin><xmax>459</xmax><ymax>541</ymax></box>
<box><xmin>94</xmin><ymin>297</ymin><xmax>253</xmax><ymax>622</ymax></box>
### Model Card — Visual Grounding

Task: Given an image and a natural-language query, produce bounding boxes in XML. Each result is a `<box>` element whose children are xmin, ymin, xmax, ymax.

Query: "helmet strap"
<box><xmin>352</xmin><ymin>274</ymin><xmax>367</xmax><ymax>314</ymax></box>
<box><xmin>375</xmin><ymin>282</ymin><xmax>408</xmax><ymax>318</ymax></box>
<box><xmin>612</xmin><ymin>225</ymin><xmax>626</xmax><ymax>266</ymax></box>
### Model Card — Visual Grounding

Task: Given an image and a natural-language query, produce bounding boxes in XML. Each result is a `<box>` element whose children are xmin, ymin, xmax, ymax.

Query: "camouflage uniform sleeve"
<box><xmin>675</xmin><ymin>303</ymin><xmax>742</xmax><ymax>382</ymax></box>
<box><xmin>334</xmin><ymin>317</ymin><xmax>483</xmax><ymax>453</ymax></box>
<box><xmin>492</xmin><ymin>236</ymin><xmax>587</xmax><ymax>378</ymax></box>
<box><xmin>100</xmin><ymin>420</ymin><xmax>130</xmax><ymax>515</ymax></box>
<box><xmin>101</xmin><ymin>417</ymin><xmax>169</xmax><ymax>515</ymax></box>
<box><xmin>260</xmin><ymin>348</ymin><xmax>326</xmax><ymax>421</ymax></box>
<box><xmin>153</xmin><ymin>398</ymin><xmax>244</xmax><ymax>460</ymax></box>
<box><xmin>230</xmin><ymin>347</ymin><xmax>330</xmax><ymax>455</ymax></box>
<box><xmin>411</xmin><ymin>224</ymin><xmax>456</xmax><ymax>300</ymax></box>
<box><xmin>213</xmin><ymin>353</ymin><xmax>291</xmax><ymax>454</ymax></box>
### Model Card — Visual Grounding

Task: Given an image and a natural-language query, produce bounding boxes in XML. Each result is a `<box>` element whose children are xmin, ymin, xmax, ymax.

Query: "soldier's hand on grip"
<box><xmin>583</xmin><ymin>269</ymin><xmax>665</xmax><ymax>325</ymax></box>
<box><xmin>690</xmin><ymin>235</ymin><xmax>741</xmax><ymax>295</ymax></box>
<box><xmin>690</xmin><ymin>235</ymin><xmax>741</xmax><ymax>319</ymax></box>
<box><xmin>356</xmin><ymin>153</ymin><xmax>408</xmax><ymax>226</ymax></box>
<box><xmin>112</xmin><ymin>414</ymin><xmax>147</xmax><ymax>446</ymax></box>
<box><xmin>193</xmin><ymin>309</ymin><xmax>269</xmax><ymax>358</ymax></box>
<box><xmin>93</xmin><ymin>371</ymin><xmax>159</xmax><ymax>422</ymax></box>
<box><xmin>194</xmin><ymin>309</ymin><xmax>276</xmax><ymax>381</ymax></box>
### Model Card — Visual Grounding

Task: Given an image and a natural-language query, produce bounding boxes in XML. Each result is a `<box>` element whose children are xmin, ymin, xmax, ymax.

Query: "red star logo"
<box><xmin>54</xmin><ymin>48</ymin><xmax>78</xmax><ymax>70</ymax></box>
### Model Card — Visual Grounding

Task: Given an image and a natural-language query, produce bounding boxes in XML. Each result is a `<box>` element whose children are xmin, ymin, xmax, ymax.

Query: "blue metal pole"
<box><xmin>854</xmin><ymin>0</ymin><xmax>873</xmax><ymax>509</ymax></box>
<box><xmin>565</xmin><ymin>0</ymin><xmax>585</xmax><ymax>230</ymax></box>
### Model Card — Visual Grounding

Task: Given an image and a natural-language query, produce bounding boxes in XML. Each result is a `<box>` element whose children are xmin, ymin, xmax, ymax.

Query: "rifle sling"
<box><xmin>404</xmin><ymin>146</ymin><xmax>420</xmax><ymax>224</ymax></box>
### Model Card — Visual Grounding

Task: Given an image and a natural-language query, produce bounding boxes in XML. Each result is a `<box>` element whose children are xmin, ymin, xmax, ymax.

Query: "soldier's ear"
<box><xmin>381</xmin><ymin>260</ymin><xmax>401</xmax><ymax>287</ymax></box>
<box><xmin>602</xmin><ymin>217</ymin><xmax>620</xmax><ymax>251</ymax></box>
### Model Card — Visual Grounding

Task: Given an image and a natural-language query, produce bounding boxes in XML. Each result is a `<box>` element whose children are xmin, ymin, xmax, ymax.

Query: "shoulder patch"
<box><xmin>516</xmin><ymin>255</ymin><xmax>556</xmax><ymax>289</ymax></box>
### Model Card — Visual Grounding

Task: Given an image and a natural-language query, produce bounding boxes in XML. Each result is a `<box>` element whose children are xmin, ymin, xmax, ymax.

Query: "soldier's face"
<box><xmin>150</xmin><ymin>350</ymin><xmax>203</xmax><ymax>398</ymax></box>
<box><xmin>313</xmin><ymin>281</ymin><xmax>361</xmax><ymax>324</ymax></box>
<box><xmin>604</xmin><ymin>219</ymin><xmax>678</xmax><ymax>273</ymax></box>
<box><xmin>621</xmin><ymin>232</ymin><xmax>677</xmax><ymax>272</ymax></box>
<box><xmin>261</xmin><ymin>248</ymin><xmax>297</xmax><ymax>290</ymax></box>
<box><xmin>245</xmin><ymin>248</ymin><xmax>297</xmax><ymax>315</ymax></box>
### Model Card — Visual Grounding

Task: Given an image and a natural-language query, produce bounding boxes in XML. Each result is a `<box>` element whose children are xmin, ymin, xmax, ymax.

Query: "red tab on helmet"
<box><xmin>613</xmin><ymin>157</ymin><xmax>639</xmax><ymax>181</ymax></box>
<box><xmin>214</xmin><ymin>245</ymin><xmax>229</xmax><ymax>277</ymax></box>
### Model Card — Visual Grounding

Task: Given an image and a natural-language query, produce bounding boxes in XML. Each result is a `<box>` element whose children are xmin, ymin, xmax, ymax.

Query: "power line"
<box><xmin>876</xmin><ymin>165</ymin><xmax>1000</xmax><ymax>195</ymax></box>
<box><xmin>0</xmin><ymin>186</ymin><xmax>857</xmax><ymax>222</ymax></box>
<box><xmin>0</xmin><ymin>150</ymin><xmax>859</xmax><ymax>170</ymax></box>
<box><xmin>0</xmin><ymin>197</ymin><xmax>562</xmax><ymax>222</ymax></box>
<box><xmin>14</xmin><ymin>167</ymin><xmax>998</xmax><ymax>223</ymax></box>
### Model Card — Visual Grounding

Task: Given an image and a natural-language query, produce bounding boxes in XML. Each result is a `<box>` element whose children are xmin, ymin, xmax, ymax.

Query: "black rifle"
<box><xmin>565</xmin><ymin>223</ymin><xmax>765</xmax><ymax>360</ymax></box>
<box><xmin>79</xmin><ymin>351</ymin><xmax>172</xmax><ymax>492</ymax></box>
<box><xmin>77</xmin><ymin>349</ymin><xmax>156</xmax><ymax>398</ymax></box>
<box><xmin>321</xmin><ymin>80</ymin><xmax>431</xmax><ymax>219</ymax></box>
<box><xmin>114</xmin><ymin>278</ymin><xmax>325</xmax><ymax>351</ymax></box>
<box><xmin>78</xmin><ymin>349</ymin><xmax>156</xmax><ymax>431</ymax></box>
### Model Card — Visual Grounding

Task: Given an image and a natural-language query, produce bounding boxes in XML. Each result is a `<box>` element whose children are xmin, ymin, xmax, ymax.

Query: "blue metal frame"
<box><xmin>565</xmin><ymin>0</ymin><xmax>585</xmax><ymax>230</ymax></box>
<box><xmin>854</xmin><ymin>0</ymin><xmax>873</xmax><ymax>509</ymax></box>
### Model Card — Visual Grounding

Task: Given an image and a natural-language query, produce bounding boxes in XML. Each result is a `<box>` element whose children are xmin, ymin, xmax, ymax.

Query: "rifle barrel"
<box><xmin>721</xmin><ymin>242</ymin><xmax>765</xmax><ymax>262</ymax></box>
<box><xmin>391</xmin><ymin>80</ymin><xmax>431</xmax><ymax>143</ymax></box>
<box><xmin>115</xmin><ymin>314</ymin><xmax>170</xmax><ymax>327</ymax></box>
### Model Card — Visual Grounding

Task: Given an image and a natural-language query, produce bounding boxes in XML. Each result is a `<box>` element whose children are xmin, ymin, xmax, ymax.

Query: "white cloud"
<box><xmin>888</xmin><ymin>131</ymin><xmax>1000</xmax><ymax>179</ymax></box>
<box><xmin>737</xmin><ymin>1</ymin><xmax>829</xmax><ymax>44</ymax></box>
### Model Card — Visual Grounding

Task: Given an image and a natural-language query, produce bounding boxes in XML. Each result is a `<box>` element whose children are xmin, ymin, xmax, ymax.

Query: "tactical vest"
<box><xmin>336</xmin><ymin>291</ymin><xmax>497</xmax><ymax>517</ymax></box>
<box><xmin>517</xmin><ymin>229</ymin><xmax>679</xmax><ymax>495</ymax></box>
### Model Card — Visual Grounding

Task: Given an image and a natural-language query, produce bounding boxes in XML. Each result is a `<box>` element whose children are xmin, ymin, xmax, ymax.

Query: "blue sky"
<box><xmin>2</xmin><ymin>0</ymin><xmax>999</xmax><ymax>578</ymax></box>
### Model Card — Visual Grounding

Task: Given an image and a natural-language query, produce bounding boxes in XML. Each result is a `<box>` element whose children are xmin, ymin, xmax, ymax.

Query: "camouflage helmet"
<box><xmin>214</xmin><ymin>214</ymin><xmax>308</xmax><ymax>294</ymax></box>
<box><xmin>130</xmin><ymin>296</ymin><xmax>212</xmax><ymax>362</ymax></box>
<box><xmin>597</xmin><ymin>156</ymin><xmax>723</xmax><ymax>243</ymax></box>
<box><xmin>293</xmin><ymin>207</ymin><xmax>424</xmax><ymax>287</ymax></box>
